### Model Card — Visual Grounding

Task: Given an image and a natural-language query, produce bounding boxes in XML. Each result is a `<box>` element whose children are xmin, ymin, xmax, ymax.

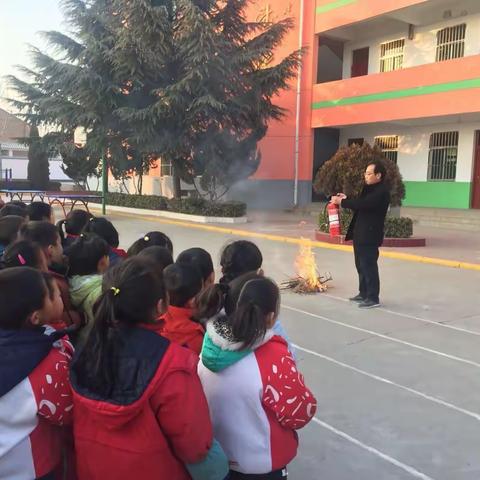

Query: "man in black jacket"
<box><xmin>331</xmin><ymin>161</ymin><xmax>390</xmax><ymax>308</ymax></box>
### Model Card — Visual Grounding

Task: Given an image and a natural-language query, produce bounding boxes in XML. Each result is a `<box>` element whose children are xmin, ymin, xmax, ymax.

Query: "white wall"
<box><xmin>0</xmin><ymin>157</ymin><xmax>73</xmax><ymax>181</ymax></box>
<box><xmin>339</xmin><ymin>121</ymin><xmax>480</xmax><ymax>182</ymax></box>
<box><xmin>342</xmin><ymin>13</ymin><xmax>480</xmax><ymax>79</ymax></box>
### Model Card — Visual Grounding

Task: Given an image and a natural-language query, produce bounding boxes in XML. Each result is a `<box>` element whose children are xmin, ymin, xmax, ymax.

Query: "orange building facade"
<box><xmin>147</xmin><ymin>0</ymin><xmax>480</xmax><ymax>209</ymax></box>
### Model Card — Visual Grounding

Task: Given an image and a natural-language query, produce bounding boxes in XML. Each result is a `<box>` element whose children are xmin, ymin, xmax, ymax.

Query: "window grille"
<box><xmin>436</xmin><ymin>24</ymin><xmax>466</xmax><ymax>62</ymax></box>
<box><xmin>380</xmin><ymin>39</ymin><xmax>405</xmax><ymax>72</ymax></box>
<box><xmin>160</xmin><ymin>159</ymin><xmax>172</xmax><ymax>177</ymax></box>
<box><xmin>375</xmin><ymin>136</ymin><xmax>399</xmax><ymax>164</ymax></box>
<box><xmin>428</xmin><ymin>131</ymin><xmax>458</xmax><ymax>181</ymax></box>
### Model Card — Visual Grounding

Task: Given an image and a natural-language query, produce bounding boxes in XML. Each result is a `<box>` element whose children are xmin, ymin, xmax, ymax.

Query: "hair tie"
<box><xmin>144</xmin><ymin>235</ymin><xmax>150</xmax><ymax>242</ymax></box>
<box><xmin>110</xmin><ymin>287</ymin><xmax>120</xmax><ymax>296</ymax></box>
<box><xmin>17</xmin><ymin>254</ymin><xmax>26</xmax><ymax>265</ymax></box>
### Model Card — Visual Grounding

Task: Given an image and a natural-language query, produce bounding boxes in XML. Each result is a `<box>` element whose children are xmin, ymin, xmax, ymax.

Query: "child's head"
<box><xmin>72</xmin><ymin>257</ymin><xmax>167</xmax><ymax>395</ymax></box>
<box><xmin>177</xmin><ymin>248</ymin><xmax>214</xmax><ymax>288</ymax></box>
<box><xmin>0</xmin><ymin>216</ymin><xmax>25</xmax><ymax>247</ymax></box>
<box><xmin>83</xmin><ymin>217</ymin><xmax>119</xmax><ymax>248</ymax></box>
<box><xmin>137</xmin><ymin>246</ymin><xmax>173</xmax><ymax>277</ymax></box>
<box><xmin>57</xmin><ymin>209</ymin><xmax>93</xmax><ymax>237</ymax></box>
<box><xmin>220</xmin><ymin>240</ymin><xmax>263</xmax><ymax>284</ymax></box>
<box><xmin>65</xmin><ymin>234</ymin><xmax>110</xmax><ymax>276</ymax></box>
<box><xmin>163</xmin><ymin>262</ymin><xmax>203</xmax><ymax>308</ymax></box>
<box><xmin>196</xmin><ymin>271</ymin><xmax>262</xmax><ymax>321</ymax></box>
<box><xmin>230</xmin><ymin>277</ymin><xmax>279</xmax><ymax>349</ymax></box>
<box><xmin>0</xmin><ymin>267</ymin><xmax>63</xmax><ymax>329</ymax></box>
<box><xmin>19</xmin><ymin>221</ymin><xmax>63</xmax><ymax>266</ymax></box>
<box><xmin>0</xmin><ymin>203</ymin><xmax>28</xmax><ymax>218</ymax></box>
<box><xmin>27</xmin><ymin>202</ymin><xmax>53</xmax><ymax>223</ymax></box>
<box><xmin>1</xmin><ymin>240</ymin><xmax>48</xmax><ymax>271</ymax></box>
<box><xmin>127</xmin><ymin>231</ymin><xmax>173</xmax><ymax>256</ymax></box>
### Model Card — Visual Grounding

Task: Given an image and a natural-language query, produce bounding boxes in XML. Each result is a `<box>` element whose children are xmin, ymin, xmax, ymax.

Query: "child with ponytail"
<box><xmin>70</xmin><ymin>257</ymin><xmax>215</xmax><ymax>480</ymax></box>
<box><xmin>197</xmin><ymin>275</ymin><xmax>317</xmax><ymax>479</ymax></box>
<box><xmin>57</xmin><ymin>209</ymin><xmax>93</xmax><ymax>248</ymax></box>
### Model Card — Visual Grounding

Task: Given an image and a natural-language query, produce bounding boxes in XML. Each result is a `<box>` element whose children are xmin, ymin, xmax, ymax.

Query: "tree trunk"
<box><xmin>172</xmin><ymin>165</ymin><xmax>181</xmax><ymax>199</ymax></box>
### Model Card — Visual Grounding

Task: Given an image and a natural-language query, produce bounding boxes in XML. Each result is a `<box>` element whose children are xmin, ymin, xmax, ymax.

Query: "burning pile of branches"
<box><xmin>281</xmin><ymin>239</ymin><xmax>332</xmax><ymax>294</ymax></box>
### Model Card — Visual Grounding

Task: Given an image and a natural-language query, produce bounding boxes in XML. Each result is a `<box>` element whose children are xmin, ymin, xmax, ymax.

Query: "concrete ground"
<box><xmin>103</xmin><ymin>209</ymin><xmax>480</xmax><ymax>479</ymax></box>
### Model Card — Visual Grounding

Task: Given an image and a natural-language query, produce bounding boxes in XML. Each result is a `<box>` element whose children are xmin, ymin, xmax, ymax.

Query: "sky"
<box><xmin>0</xmin><ymin>0</ymin><xmax>65</xmax><ymax>110</ymax></box>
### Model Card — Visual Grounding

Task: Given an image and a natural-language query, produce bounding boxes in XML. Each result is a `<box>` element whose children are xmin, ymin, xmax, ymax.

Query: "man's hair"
<box><xmin>368</xmin><ymin>161</ymin><xmax>387</xmax><ymax>181</ymax></box>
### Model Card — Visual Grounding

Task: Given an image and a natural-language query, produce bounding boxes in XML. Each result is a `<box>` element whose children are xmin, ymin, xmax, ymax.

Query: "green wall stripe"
<box><xmin>312</xmin><ymin>77</ymin><xmax>480</xmax><ymax>109</ymax></box>
<box><xmin>316</xmin><ymin>0</ymin><xmax>357</xmax><ymax>15</ymax></box>
<box><xmin>404</xmin><ymin>181</ymin><xmax>471</xmax><ymax>209</ymax></box>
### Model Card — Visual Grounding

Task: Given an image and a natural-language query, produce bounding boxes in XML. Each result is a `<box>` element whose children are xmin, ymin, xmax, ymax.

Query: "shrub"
<box><xmin>313</xmin><ymin>143</ymin><xmax>406</xmax><ymax>207</ymax></box>
<box><xmin>167</xmin><ymin>197</ymin><xmax>246</xmax><ymax>217</ymax></box>
<box><xmin>318</xmin><ymin>209</ymin><xmax>413</xmax><ymax>239</ymax></box>
<box><xmin>92</xmin><ymin>192</ymin><xmax>246</xmax><ymax>217</ymax></box>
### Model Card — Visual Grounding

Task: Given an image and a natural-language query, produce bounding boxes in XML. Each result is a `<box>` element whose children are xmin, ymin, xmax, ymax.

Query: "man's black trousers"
<box><xmin>353</xmin><ymin>243</ymin><xmax>380</xmax><ymax>303</ymax></box>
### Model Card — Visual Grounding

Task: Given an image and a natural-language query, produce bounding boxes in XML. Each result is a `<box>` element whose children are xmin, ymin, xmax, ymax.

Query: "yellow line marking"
<box><xmin>96</xmin><ymin>207</ymin><xmax>480</xmax><ymax>272</ymax></box>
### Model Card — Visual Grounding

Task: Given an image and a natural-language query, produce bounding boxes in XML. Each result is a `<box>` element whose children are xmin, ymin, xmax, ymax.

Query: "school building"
<box><xmin>208</xmin><ymin>0</ymin><xmax>480</xmax><ymax>210</ymax></box>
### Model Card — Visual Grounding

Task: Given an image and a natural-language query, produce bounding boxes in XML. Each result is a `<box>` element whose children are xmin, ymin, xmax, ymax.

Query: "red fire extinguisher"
<box><xmin>327</xmin><ymin>201</ymin><xmax>341</xmax><ymax>237</ymax></box>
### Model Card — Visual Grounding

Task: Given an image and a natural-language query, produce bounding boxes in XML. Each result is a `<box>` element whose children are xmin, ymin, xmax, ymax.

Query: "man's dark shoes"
<box><xmin>359</xmin><ymin>299</ymin><xmax>380</xmax><ymax>309</ymax></box>
<box><xmin>349</xmin><ymin>294</ymin><xmax>365</xmax><ymax>303</ymax></box>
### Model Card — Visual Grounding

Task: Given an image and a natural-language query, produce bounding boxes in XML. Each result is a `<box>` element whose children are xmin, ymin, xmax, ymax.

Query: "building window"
<box><xmin>0</xmin><ymin>150</ymin><xmax>9</xmax><ymax>156</ymax></box>
<box><xmin>428</xmin><ymin>131</ymin><xmax>458</xmax><ymax>181</ymax></box>
<box><xmin>160</xmin><ymin>158</ymin><xmax>172</xmax><ymax>177</ymax></box>
<box><xmin>436</xmin><ymin>24</ymin><xmax>466</xmax><ymax>62</ymax></box>
<box><xmin>380</xmin><ymin>39</ymin><xmax>405</xmax><ymax>73</ymax></box>
<box><xmin>348</xmin><ymin>138</ymin><xmax>364</xmax><ymax>147</ymax></box>
<box><xmin>375</xmin><ymin>136</ymin><xmax>399</xmax><ymax>164</ymax></box>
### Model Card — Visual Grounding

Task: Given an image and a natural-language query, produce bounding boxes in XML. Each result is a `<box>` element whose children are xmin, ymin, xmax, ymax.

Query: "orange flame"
<box><xmin>295</xmin><ymin>238</ymin><xmax>326</xmax><ymax>292</ymax></box>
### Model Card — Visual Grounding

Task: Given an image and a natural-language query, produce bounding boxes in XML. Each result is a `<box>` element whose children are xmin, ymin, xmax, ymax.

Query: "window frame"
<box><xmin>380</xmin><ymin>39</ymin><xmax>405</xmax><ymax>73</ymax></box>
<box><xmin>374</xmin><ymin>135</ymin><xmax>399</xmax><ymax>164</ymax></box>
<box><xmin>435</xmin><ymin>24</ymin><xmax>466</xmax><ymax>62</ymax></box>
<box><xmin>427</xmin><ymin>131</ymin><xmax>459</xmax><ymax>181</ymax></box>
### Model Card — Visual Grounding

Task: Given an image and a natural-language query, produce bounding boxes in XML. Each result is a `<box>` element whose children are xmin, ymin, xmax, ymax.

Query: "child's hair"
<box><xmin>0</xmin><ymin>216</ymin><xmax>26</xmax><ymax>246</ymax></box>
<box><xmin>127</xmin><ymin>231</ymin><xmax>173</xmax><ymax>256</ymax></box>
<box><xmin>163</xmin><ymin>262</ymin><xmax>203</xmax><ymax>308</ymax></box>
<box><xmin>196</xmin><ymin>271</ymin><xmax>261</xmax><ymax>321</ymax></box>
<box><xmin>231</xmin><ymin>277</ymin><xmax>279</xmax><ymax>349</ymax></box>
<box><xmin>83</xmin><ymin>217</ymin><xmax>119</xmax><ymax>248</ymax></box>
<box><xmin>27</xmin><ymin>202</ymin><xmax>52</xmax><ymax>222</ymax></box>
<box><xmin>220</xmin><ymin>240</ymin><xmax>263</xmax><ymax>284</ymax></box>
<box><xmin>0</xmin><ymin>203</ymin><xmax>28</xmax><ymax>218</ymax></box>
<box><xmin>65</xmin><ymin>234</ymin><xmax>110</xmax><ymax>276</ymax></box>
<box><xmin>197</xmin><ymin>273</ymin><xmax>278</xmax><ymax>349</ymax></box>
<box><xmin>0</xmin><ymin>267</ymin><xmax>55</xmax><ymax>329</ymax></box>
<box><xmin>1</xmin><ymin>240</ymin><xmax>45</xmax><ymax>270</ymax></box>
<box><xmin>137</xmin><ymin>246</ymin><xmax>173</xmax><ymax>276</ymax></box>
<box><xmin>57</xmin><ymin>209</ymin><xmax>93</xmax><ymax>242</ymax></box>
<box><xmin>177</xmin><ymin>248</ymin><xmax>214</xmax><ymax>283</ymax></box>
<box><xmin>19</xmin><ymin>221</ymin><xmax>59</xmax><ymax>249</ymax></box>
<box><xmin>72</xmin><ymin>257</ymin><xmax>167</xmax><ymax>396</ymax></box>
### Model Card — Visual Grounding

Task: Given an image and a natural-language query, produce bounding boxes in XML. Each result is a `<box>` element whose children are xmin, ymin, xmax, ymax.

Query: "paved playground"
<box><xmin>101</xmin><ymin>208</ymin><xmax>480</xmax><ymax>480</ymax></box>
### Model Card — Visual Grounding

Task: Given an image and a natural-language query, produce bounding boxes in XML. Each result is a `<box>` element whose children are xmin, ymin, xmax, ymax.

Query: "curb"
<box><xmin>90</xmin><ymin>203</ymin><xmax>248</xmax><ymax>224</ymax></box>
<box><xmin>315</xmin><ymin>231</ymin><xmax>427</xmax><ymax>248</ymax></box>
<box><xmin>101</xmin><ymin>210</ymin><xmax>480</xmax><ymax>272</ymax></box>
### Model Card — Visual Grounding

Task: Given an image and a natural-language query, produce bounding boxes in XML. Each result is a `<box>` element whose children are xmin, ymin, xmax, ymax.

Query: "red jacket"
<box><xmin>70</xmin><ymin>325</ymin><xmax>212</xmax><ymax>480</ymax></box>
<box><xmin>160</xmin><ymin>306</ymin><xmax>205</xmax><ymax>355</ymax></box>
<box><xmin>0</xmin><ymin>327</ymin><xmax>74</xmax><ymax>479</ymax></box>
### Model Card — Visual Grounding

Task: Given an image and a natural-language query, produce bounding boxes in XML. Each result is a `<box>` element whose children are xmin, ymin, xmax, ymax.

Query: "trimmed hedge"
<box><xmin>319</xmin><ymin>208</ymin><xmax>413</xmax><ymax>239</ymax></box>
<box><xmin>0</xmin><ymin>180</ymin><xmax>63</xmax><ymax>191</ymax></box>
<box><xmin>94</xmin><ymin>192</ymin><xmax>246</xmax><ymax>218</ymax></box>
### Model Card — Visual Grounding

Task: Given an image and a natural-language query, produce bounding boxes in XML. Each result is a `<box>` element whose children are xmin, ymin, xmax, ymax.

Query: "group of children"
<box><xmin>0</xmin><ymin>200</ymin><xmax>317</xmax><ymax>480</ymax></box>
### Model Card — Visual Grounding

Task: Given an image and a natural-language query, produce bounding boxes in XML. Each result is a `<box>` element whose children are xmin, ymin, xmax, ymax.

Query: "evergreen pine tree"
<box><xmin>8</xmin><ymin>0</ymin><xmax>301</xmax><ymax>199</ymax></box>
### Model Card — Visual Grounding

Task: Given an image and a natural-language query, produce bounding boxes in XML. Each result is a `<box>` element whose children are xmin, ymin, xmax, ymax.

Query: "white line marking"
<box><xmin>324</xmin><ymin>293</ymin><xmax>480</xmax><ymax>337</ymax></box>
<box><xmin>283</xmin><ymin>305</ymin><xmax>480</xmax><ymax>369</ymax></box>
<box><xmin>294</xmin><ymin>344</ymin><xmax>480</xmax><ymax>421</ymax></box>
<box><xmin>312</xmin><ymin>417</ymin><xmax>436</xmax><ymax>480</ymax></box>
